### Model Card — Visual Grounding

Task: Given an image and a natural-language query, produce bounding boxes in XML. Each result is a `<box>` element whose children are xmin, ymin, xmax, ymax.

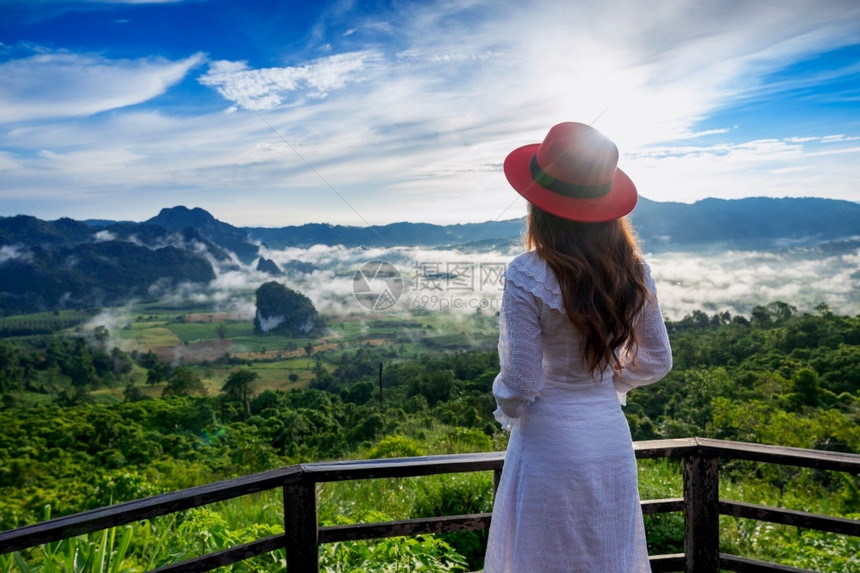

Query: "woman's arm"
<box><xmin>492</xmin><ymin>274</ymin><xmax>544</xmax><ymax>423</ymax></box>
<box><xmin>613</xmin><ymin>263</ymin><xmax>673</xmax><ymax>402</ymax></box>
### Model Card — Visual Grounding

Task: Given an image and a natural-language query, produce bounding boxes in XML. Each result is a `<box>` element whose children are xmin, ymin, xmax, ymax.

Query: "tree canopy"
<box><xmin>253</xmin><ymin>281</ymin><xmax>319</xmax><ymax>336</ymax></box>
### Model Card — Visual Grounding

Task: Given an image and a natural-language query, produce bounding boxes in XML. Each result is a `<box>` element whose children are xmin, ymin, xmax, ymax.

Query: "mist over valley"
<box><xmin>1</xmin><ymin>197</ymin><xmax>857</xmax><ymax>327</ymax></box>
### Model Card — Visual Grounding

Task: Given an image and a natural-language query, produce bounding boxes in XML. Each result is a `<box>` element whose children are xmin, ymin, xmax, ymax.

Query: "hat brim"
<box><xmin>504</xmin><ymin>144</ymin><xmax>638</xmax><ymax>222</ymax></box>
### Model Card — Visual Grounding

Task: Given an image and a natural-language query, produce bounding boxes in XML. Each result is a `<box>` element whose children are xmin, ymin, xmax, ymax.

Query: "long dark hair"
<box><xmin>525</xmin><ymin>203</ymin><xmax>649</xmax><ymax>376</ymax></box>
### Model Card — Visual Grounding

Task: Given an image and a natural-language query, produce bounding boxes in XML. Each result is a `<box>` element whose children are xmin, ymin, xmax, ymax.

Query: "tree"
<box><xmin>68</xmin><ymin>349</ymin><xmax>97</xmax><ymax>389</ymax></box>
<box><xmin>123</xmin><ymin>383</ymin><xmax>147</xmax><ymax>402</ymax></box>
<box><xmin>162</xmin><ymin>366</ymin><xmax>207</xmax><ymax>397</ymax></box>
<box><xmin>138</xmin><ymin>350</ymin><xmax>160</xmax><ymax>369</ymax></box>
<box><xmin>111</xmin><ymin>347</ymin><xmax>133</xmax><ymax>376</ymax></box>
<box><xmin>750</xmin><ymin>305</ymin><xmax>772</xmax><ymax>329</ymax></box>
<box><xmin>767</xmin><ymin>301</ymin><xmax>797</xmax><ymax>325</ymax></box>
<box><xmin>791</xmin><ymin>368</ymin><xmax>821</xmax><ymax>408</ymax></box>
<box><xmin>146</xmin><ymin>362</ymin><xmax>171</xmax><ymax>386</ymax></box>
<box><xmin>0</xmin><ymin>343</ymin><xmax>24</xmax><ymax>393</ymax></box>
<box><xmin>815</xmin><ymin>302</ymin><xmax>834</xmax><ymax>318</ymax></box>
<box><xmin>253</xmin><ymin>281</ymin><xmax>319</xmax><ymax>335</ymax></box>
<box><xmin>92</xmin><ymin>325</ymin><xmax>109</xmax><ymax>350</ymax></box>
<box><xmin>221</xmin><ymin>369</ymin><xmax>258</xmax><ymax>416</ymax></box>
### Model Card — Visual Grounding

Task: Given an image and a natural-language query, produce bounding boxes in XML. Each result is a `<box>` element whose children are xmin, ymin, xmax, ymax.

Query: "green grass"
<box><xmin>119</xmin><ymin>323</ymin><xmax>182</xmax><ymax>349</ymax></box>
<box><xmin>197</xmin><ymin>359</ymin><xmax>313</xmax><ymax>394</ymax></box>
<box><xmin>164</xmin><ymin>322</ymin><xmax>229</xmax><ymax>343</ymax></box>
<box><xmin>0</xmin><ymin>309</ymin><xmax>92</xmax><ymax>324</ymax></box>
<box><xmin>251</xmin><ymin>359</ymin><xmax>314</xmax><ymax>391</ymax></box>
<box><xmin>229</xmin><ymin>334</ymin><xmax>315</xmax><ymax>354</ymax></box>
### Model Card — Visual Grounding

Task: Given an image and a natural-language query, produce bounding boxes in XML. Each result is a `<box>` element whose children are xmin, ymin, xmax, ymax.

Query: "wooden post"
<box><xmin>683</xmin><ymin>452</ymin><xmax>719</xmax><ymax>573</ymax></box>
<box><xmin>283</xmin><ymin>478</ymin><xmax>319</xmax><ymax>573</ymax></box>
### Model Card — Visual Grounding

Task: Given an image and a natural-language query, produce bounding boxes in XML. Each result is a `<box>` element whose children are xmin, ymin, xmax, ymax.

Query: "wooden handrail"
<box><xmin>0</xmin><ymin>465</ymin><xmax>305</xmax><ymax>552</ymax></box>
<box><xmin>1</xmin><ymin>438</ymin><xmax>857</xmax><ymax>573</ymax></box>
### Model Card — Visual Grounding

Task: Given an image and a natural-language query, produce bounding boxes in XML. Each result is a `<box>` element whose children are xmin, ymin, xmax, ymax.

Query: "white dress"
<box><xmin>484</xmin><ymin>251</ymin><xmax>672</xmax><ymax>573</ymax></box>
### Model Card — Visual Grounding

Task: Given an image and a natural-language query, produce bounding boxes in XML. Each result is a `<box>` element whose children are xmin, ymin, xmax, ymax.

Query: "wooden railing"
<box><xmin>1</xmin><ymin>437</ymin><xmax>858</xmax><ymax>572</ymax></box>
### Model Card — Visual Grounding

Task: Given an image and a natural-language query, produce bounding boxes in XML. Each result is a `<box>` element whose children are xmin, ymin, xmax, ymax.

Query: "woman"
<box><xmin>483</xmin><ymin>122</ymin><xmax>673</xmax><ymax>572</ymax></box>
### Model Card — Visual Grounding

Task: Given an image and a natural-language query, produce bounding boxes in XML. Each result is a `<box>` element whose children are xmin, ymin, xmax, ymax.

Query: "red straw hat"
<box><xmin>504</xmin><ymin>122</ymin><xmax>637</xmax><ymax>222</ymax></box>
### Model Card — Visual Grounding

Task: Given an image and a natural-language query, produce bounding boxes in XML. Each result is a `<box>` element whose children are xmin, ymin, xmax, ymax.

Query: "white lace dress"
<box><xmin>484</xmin><ymin>251</ymin><xmax>672</xmax><ymax>573</ymax></box>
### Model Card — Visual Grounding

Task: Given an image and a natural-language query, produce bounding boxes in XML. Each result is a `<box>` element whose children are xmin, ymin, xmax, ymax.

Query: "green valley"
<box><xmin>0</xmin><ymin>299</ymin><xmax>858</xmax><ymax>571</ymax></box>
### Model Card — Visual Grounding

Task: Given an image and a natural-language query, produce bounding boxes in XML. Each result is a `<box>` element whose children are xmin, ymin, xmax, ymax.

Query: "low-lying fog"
<box><xmin>163</xmin><ymin>241</ymin><xmax>859</xmax><ymax>322</ymax></box>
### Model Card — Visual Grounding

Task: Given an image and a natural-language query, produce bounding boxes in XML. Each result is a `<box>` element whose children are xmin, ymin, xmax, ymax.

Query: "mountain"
<box><xmin>245</xmin><ymin>197</ymin><xmax>860</xmax><ymax>251</ymax></box>
<box><xmin>0</xmin><ymin>241</ymin><xmax>214</xmax><ymax>313</ymax></box>
<box><xmin>244</xmin><ymin>220</ymin><xmax>526</xmax><ymax>249</ymax></box>
<box><xmin>0</xmin><ymin>215</ymin><xmax>94</xmax><ymax>246</ymax></box>
<box><xmin>147</xmin><ymin>206</ymin><xmax>259</xmax><ymax>262</ymax></box>
<box><xmin>68</xmin><ymin>196</ymin><xmax>859</xmax><ymax>253</ymax></box>
<box><xmin>630</xmin><ymin>197</ymin><xmax>860</xmax><ymax>250</ymax></box>
<box><xmin>102</xmin><ymin>222</ymin><xmax>233</xmax><ymax>262</ymax></box>
<box><xmin>0</xmin><ymin>215</ymin><xmax>220</xmax><ymax>313</ymax></box>
<box><xmin>1</xmin><ymin>197</ymin><xmax>857</xmax><ymax>314</ymax></box>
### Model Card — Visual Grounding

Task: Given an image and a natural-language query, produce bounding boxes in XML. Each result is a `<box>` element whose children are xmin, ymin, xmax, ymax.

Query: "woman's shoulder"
<box><xmin>505</xmin><ymin>251</ymin><xmax>564</xmax><ymax>310</ymax></box>
<box><xmin>507</xmin><ymin>250</ymin><xmax>544</xmax><ymax>271</ymax></box>
<box><xmin>505</xmin><ymin>251</ymin><xmax>547</xmax><ymax>284</ymax></box>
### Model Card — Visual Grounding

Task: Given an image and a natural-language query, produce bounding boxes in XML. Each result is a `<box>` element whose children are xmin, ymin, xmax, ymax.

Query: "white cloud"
<box><xmin>674</xmin><ymin>129</ymin><xmax>732</xmax><ymax>140</ymax></box>
<box><xmin>0</xmin><ymin>151</ymin><xmax>20</xmax><ymax>171</ymax></box>
<box><xmin>649</xmin><ymin>247</ymin><xmax>860</xmax><ymax>319</ymax></box>
<box><xmin>0</xmin><ymin>245</ymin><xmax>30</xmax><ymax>264</ymax></box>
<box><xmin>198</xmin><ymin>51</ymin><xmax>380</xmax><ymax>111</ymax></box>
<box><xmin>622</xmin><ymin>133</ymin><xmax>860</xmax><ymax>204</ymax></box>
<box><xmin>132</xmin><ymin>241</ymin><xmax>860</xmax><ymax>322</ymax></box>
<box><xmin>1</xmin><ymin>0</ymin><xmax>860</xmax><ymax>225</ymax></box>
<box><xmin>0</xmin><ymin>51</ymin><xmax>204</xmax><ymax>123</ymax></box>
<box><xmin>93</xmin><ymin>230</ymin><xmax>117</xmax><ymax>242</ymax></box>
<box><xmin>821</xmin><ymin>134</ymin><xmax>860</xmax><ymax>143</ymax></box>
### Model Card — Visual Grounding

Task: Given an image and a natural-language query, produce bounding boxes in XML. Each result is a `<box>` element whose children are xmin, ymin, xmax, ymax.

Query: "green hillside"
<box><xmin>0</xmin><ymin>301</ymin><xmax>858</xmax><ymax>571</ymax></box>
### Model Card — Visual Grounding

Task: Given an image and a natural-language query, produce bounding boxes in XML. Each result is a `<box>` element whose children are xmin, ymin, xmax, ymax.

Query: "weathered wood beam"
<box><xmin>719</xmin><ymin>500</ymin><xmax>860</xmax><ymax>537</ymax></box>
<box><xmin>641</xmin><ymin>498</ymin><xmax>684</xmax><ymax>514</ymax></box>
<box><xmin>151</xmin><ymin>534</ymin><xmax>287</xmax><ymax>572</ymax></box>
<box><xmin>696</xmin><ymin>438</ymin><xmax>860</xmax><ymax>474</ymax></box>
<box><xmin>319</xmin><ymin>513</ymin><xmax>493</xmax><ymax>543</ymax></box>
<box><xmin>649</xmin><ymin>553</ymin><xmax>685</xmax><ymax>573</ymax></box>
<box><xmin>683</xmin><ymin>452</ymin><xmax>719</xmax><ymax>573</ymax></box>
<box><xmin>719</xmin><ymin>552</ymin><xmax>815</xmax><ymax>572</ymax></box>
<box><xmin>0</xmin><ymin>466</ymin><xmax>303</xmax><ymax>553</ymax></box>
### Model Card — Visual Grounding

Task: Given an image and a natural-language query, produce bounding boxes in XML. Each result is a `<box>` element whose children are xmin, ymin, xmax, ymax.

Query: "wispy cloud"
<box><xmin>821</xmin><ymin>134</ymin><xmax>860</xmax><ymax>143</ymax></box>
<box><xmin>122</xmin><ymin>241</ymin><xmax>860</xmax><ymax>324</ymax></box>
<box><xmin>0</xmin><ymin>245</ymin><xmax>30</xmax><ymax>264</ymax></box>
<box><xmin>1</xmin><ymin>0</ymin><xmax>859</xmax><ymax>225</ymax></box>
<box><xmin>198</xmin><ymin>51</ymin><xmax>380</xmax><ymax>111</ymax></box>
<box><xmin>0</xmin><ymin>51</ymin><xmax>205</xmax><ymax>123</ymax></box>
<box><xmin>622</xmin><ymin>131</ymin><xmax>860</xmax><ymax>204</ymax></box>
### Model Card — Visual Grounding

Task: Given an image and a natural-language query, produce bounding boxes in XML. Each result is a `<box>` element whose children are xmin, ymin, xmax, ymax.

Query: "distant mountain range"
<box><xmin>0</xmin><ymin>197</ymin><xmax>858</xmax><ymax>313</ymax></box>
<box><xmin>246</xmin><ymin>196</ymin><xmax>860</xmax><ymax>251</ymax></box>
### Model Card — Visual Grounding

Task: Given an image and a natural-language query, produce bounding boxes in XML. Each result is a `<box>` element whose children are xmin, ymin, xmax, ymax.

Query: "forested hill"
<box><xmin>0</xmin><ymin>215</ymin><xmax>220</xmax><ymax>313</ymax></box>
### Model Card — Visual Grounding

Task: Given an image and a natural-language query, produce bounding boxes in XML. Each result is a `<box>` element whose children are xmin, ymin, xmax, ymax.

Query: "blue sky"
<box><xmin>1</xmin><ymin>0</ymin><xmax>859</xmax><ymax>227</ymax></box>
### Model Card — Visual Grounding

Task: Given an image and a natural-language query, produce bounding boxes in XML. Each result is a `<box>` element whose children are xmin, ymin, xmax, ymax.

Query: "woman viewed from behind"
<box><xmin>484</xmin><ymin>122</ymin><xmax>673</xmax><ymax>572</ymax></box>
